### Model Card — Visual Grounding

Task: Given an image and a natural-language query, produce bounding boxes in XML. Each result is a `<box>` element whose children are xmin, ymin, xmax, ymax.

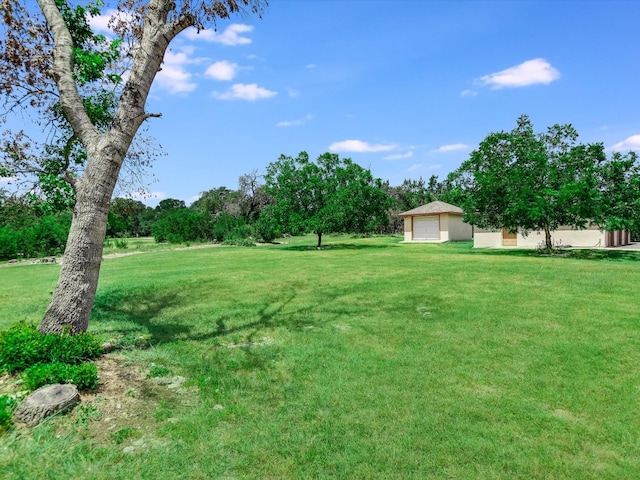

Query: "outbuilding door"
<box><xmin>413</xmin><ymin>216</ymin><xmax>440</xmax><ymax>241</ymax></box>
<box><xmin>502</xmin><ymin>229</ymin><xmax>517</xmax><ymax>246</ymax></box>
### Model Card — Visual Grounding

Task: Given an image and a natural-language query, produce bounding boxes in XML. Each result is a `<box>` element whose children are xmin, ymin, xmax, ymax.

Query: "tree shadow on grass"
<box><xmin>563</xmin><ymin>247</ymin><xmax>640</xmax><ymax>262</ymax></box>
<box><xmin>90</xmin><ymin>287</ymin><xmax>188</xmax><ymax>345</ymax></box>
<box><xmin>90</xmin><ymin>285</ymin><xmax>346</xmax><ymax>350</ymax></box>
<box><xmin>466</xmin><ymin>247</ymin><xmax>640</xmax><ymax>262</ymax></box>
<box><xmin>280</xmin><ymin>243</ymin><xmax>393</xmax><ymax>252</ymax></box>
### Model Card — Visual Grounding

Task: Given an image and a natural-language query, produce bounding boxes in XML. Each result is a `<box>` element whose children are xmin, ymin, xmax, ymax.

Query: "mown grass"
<box><xmin>1</xmin><ymin>235</ymin><xmax>639</xmax><ymax>479</ymax></box>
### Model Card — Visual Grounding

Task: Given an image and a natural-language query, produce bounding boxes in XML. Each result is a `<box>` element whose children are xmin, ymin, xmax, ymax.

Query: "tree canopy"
<box><xmin>263</xmin><ymin>152</ymin><xmax>392</xmax><ymax>248</ymax></box>
<box><xmin>454</xmin><ymin>115</ymin><xmax>640</xmax><ymax>250</ymax></box>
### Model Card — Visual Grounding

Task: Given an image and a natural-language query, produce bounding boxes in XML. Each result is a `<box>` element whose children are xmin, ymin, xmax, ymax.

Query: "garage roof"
<box><xmin>399</xmin><ymin>201</ymin><xmax>464</xmax><ymax>217</ymax></box>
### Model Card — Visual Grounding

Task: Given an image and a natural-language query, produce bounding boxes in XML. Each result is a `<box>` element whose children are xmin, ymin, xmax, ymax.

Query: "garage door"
<box><xmin>413</xmin><ymin>216</ymin><xmax>440</xmax><ymax>240</ymax></box>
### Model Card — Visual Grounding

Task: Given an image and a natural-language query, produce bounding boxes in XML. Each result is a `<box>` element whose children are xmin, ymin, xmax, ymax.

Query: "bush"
<box><xmin>21</xmin><ymin>362</ymin><xmax>99</xmax><ymax>391</ymax></box>
<box><xmin>0</xmin><ymin>394</ymin><xmax>17</xmax><ymax>433</ymax></box>
<box><xmin>253</xmin><ymin>212</ymin><xmax>279</xmax><ymax>243</ymax></box>
<box><xmin>0</xmin><ymin>323</ymin><xmax>102</xmax><ymax>374</ymax></box>
<box><xmin>212</xmin><ymin>213</ymin><xmax>250</xmax><ymax>242</ymax></box>
<box><xmin>152</xmin><ymin>209</ymin><xmax>211</xmax><ymax>243</ymax></box>
<box><xmin>0</xmin><ymin>213</ymin><xmax>71</xmax><ymax>261</ymax></box>
<box><xmin>222</xmin><ymin>238</ymin><xmax>256</xmax><ymax>247</ymax></box>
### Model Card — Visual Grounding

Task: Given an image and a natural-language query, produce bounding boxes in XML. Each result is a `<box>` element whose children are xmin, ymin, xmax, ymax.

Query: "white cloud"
<box><xmin>433</xmin><ymin>143</ymin><xmax>469</xmax><ymax>153</ymax></box>
<box><xmin>384</xmin><ymin>151</ymin><xmax>414</xmax><ymax>161</ymax></box>
<box><xmin>155</xmin><ymin>48</ymin><xmax>198</xmax><ymax>94</ymax></box>
<box><xmin>609</xmin><ymin>134</ymin><xmax>640</xmax><ymax>152</ymax></box>
<box><xmin>478</xmin><ymin>58</ymin><xmax>560</xmax><ymax>89</ymax></box>
<box><xmin>88</xmin><ymin>9</ymin><xmax>116</xmax><ymax>34</ymax></box>
<box><xmin>407</xmin><ymin>164</ymin><xmax>424</xmax><ymax>172</ymax></box>
<box><xmin>460</xmin><ymin>89</ymin><xmax>478</xmax><ymax>97</ymax></box>
<box><xmin>329</xmin><ymin>140</ymin><xmax>397</xmax><ymax>153</ymax></box>
<box><xmin>213</xmin><ymin>83</ymin><xmax>277</xmax><ymax>101</ymax></box>
<box><xmin>276</xmin><ymin>114</ymin><xmax>314</xmax><ymax>127</ymax></box>
<box><xmin>306</xmin><ymin>64</ymin><xmax>317</xmax><ymax>69</ymax></box>
<box><xmin>205</xmin><ymin>61</ymin><xmax>239</xmax><ymax>81</ymax></box>
<box><xmin>184</xmin><ymin>24</ymin><xmax>254</xmax><ymax>46</ymax></box>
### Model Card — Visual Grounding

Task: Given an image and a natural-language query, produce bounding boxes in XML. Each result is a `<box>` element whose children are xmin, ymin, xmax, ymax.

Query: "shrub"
<box><xmin>0</xmin><ymin>323</ymin><xmax>102</xmax><ymax>374</ymax></box>
<box><xmin>0</xmin><ymin>394</ymin><xmax>17</xmax><ymax>433</ymax></box>
<box><xmin>222</xmin><ymin>238</ymin><xmax>256</xmax><ymax>247</ymax></box>
<box><xmin>152</xmin><ymin>209</ymin><xmax>211</xmax><ymax>243</ymax></box>
<box><xmin>0</xmin><ymin>213</ymin><xmax>71</xmax><ymax>261</ymax></box>
<box><xmin>212</xmin><ymin>212</ymin><xmax>247</xmax><ymax>242</ymax></box>
<box><xmin>253</xmin><ymin>212</ymin><xmax>279</xmax><ymax>243</ymax></box>
<box><xmin>21</xmin><ymin>362</ymin><xmax>99</xmax><ymax>391</ymax></box>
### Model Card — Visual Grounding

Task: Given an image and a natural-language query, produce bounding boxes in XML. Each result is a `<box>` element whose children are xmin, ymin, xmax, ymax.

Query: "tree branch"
<box><xmin>36</xmin><ymin>0</ymin><xmax>98</xmax><ymax>146</ymax></box>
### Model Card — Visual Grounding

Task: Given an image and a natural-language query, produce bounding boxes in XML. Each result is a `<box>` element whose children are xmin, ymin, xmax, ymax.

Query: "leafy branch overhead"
<box><xmin>0</xmin><ymin>0</ymin><xmax>159</xmax><ymax>209</ymax></box>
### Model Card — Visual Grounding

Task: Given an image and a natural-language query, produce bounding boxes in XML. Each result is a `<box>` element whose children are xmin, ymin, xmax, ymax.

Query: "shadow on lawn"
<box><xmin>91</xmin><ymin>287</ymin><xmax>187</xmax><ymax>344</ymax></box>
<box><xmin>280</xmin><ymin>243</ymin><xmax>393</xmax><ymax>252</ymax></box>
<box><xmin>465</xmin><ymin>247</ymin><xmax>640</xmax><ymax>262</ymax></box>
<box><xmin>91</xmin><ymin>285</ymin><xmax>343</xmax><ymax>349</ymax></box>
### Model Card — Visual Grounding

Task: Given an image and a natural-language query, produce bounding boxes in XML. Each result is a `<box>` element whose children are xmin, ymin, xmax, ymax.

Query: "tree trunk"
<box><xmin>317</xmin><ymin>231</ymin><xmax>323</xmax><ymax>249</ymax></box>
<box><xmin>544</xmin><ymin>224</ymin><xmax>553</xmax><ymax>251</ymax></box>
<box><xmin>35</xmin><ymin>0</ymin><xmax>186</xmax><ymax>335</ymax></box>
<box><xmin>38</xmin><ymin>150</ymin><xmax>122</xmax><ymax>334</ymax></box>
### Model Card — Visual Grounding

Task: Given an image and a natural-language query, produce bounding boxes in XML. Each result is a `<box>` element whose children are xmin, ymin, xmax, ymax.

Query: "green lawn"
<box><xmin>1</xmin><ymin>235</ymin><xmax>639</xmax><ymax>479</ymax></box>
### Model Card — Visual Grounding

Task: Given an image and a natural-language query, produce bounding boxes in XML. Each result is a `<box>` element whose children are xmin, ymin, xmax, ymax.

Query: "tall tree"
<box><xmin>190</xmin><ymin>187</ymin><xmax>241</xmax><ymax>218</ymax></box>
<box><xmin>238</xmin><ymin>170</ymin><xmax>269</xmax><ymax>223</ymax></box>
<box><xmin>263</xmin><ymin>152</ymin><xmax>392</xmax><ymax>248</ymax></box>
<box><xmin>457</xmin><ymin>115</ymin><xmax>607</xmax><ymax>250</ymax></box>
<box><xmin>597</xmin><ymin>151</ymin><xmax>640</xmax><ymax>237</ymax></box>
<box><xmin>107</xmin><ymin>197</ymin><xmax>153</xmax><ymax>237</ymax></box>
<box><xmin>0</xmin><ymin>0</ymin><xmax>266</xmax><ymax>334</ymax></box>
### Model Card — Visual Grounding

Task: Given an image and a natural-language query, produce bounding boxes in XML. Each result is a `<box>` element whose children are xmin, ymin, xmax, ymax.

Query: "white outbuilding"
<box><xmin>399</xmin><ymin>201</ymin><xmax>473</xmax><ymax>243</ymax></box>
<box><xmin>473</xmin><ymin>226</ymin><xmax>631</xmax><ymax>248</ymax></box>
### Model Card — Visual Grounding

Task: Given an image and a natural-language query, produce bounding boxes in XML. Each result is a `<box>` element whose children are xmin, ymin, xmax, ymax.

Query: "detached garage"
<box><xmin>399</xmin><ymin>201</ymin><xmax>473</xmax><ymax>243</ymax></box>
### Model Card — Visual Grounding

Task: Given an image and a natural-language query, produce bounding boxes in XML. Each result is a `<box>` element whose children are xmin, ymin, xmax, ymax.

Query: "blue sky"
<box><xmin>31</xmin><ymin>1</ymin><xmax>640</xmax><ymax>205</ymax></box>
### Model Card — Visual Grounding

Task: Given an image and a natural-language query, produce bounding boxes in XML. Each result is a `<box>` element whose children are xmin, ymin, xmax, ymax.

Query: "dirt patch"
<box><xmin>3</xmin><ymin>354</ymin><xmax>198</xmax><ymax>447</ymax></box>
<box><xmin>75</xmin><ymin>355</ymin><xmax>198</xmax><ymax>444</ymax></box>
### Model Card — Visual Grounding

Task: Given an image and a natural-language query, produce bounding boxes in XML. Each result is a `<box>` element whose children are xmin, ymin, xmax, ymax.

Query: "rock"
<box><xmin>13</xmin><ymin>384</ymin><xmax>80</xmax><ymax>427</ymax></box>
<box><xmin>152</xmin><ymin>376</ymin><xmax>174</xmax><ymax>386</ymax></box>
<box><xmin>167</xmin><ymin>376</ymin><xmax>186</xmax><ymax>389</ymax></box>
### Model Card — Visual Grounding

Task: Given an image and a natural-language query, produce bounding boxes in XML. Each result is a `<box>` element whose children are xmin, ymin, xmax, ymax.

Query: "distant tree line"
<box><xmin>2</xmin><ymin>131</ymin><xmax>638</xmax><ymax>260</ymax></box>
<box><xmin>0</xmin><ymin>158</ymin><xmax>453</xmax><ymax>260</ymax></box>
<box><xmin>0</xmin><ymin>195</ymin><xmax>72</xmax><ymax>260</ymax></box>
